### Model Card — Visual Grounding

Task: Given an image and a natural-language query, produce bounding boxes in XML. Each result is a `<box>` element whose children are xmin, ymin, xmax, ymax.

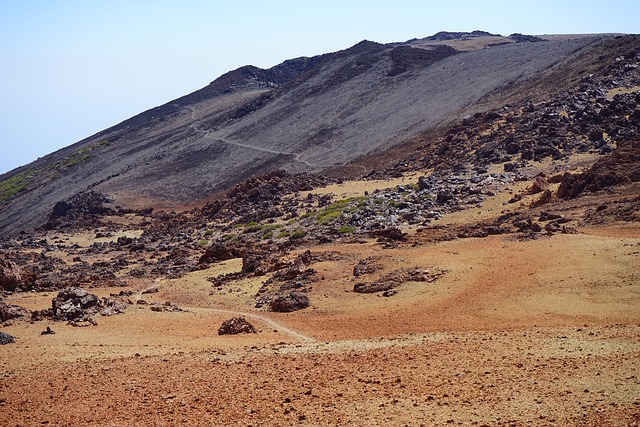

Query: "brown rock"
<box><xmin>270</xmin><ymin>291</ymin><xmax>311</xmax><ymax>312</ymax></box>
<box><xmin>0</xmin><ymin>301</ymin><xmax>30</xmax><ymax>322</ymax></box>
<box><xmin>0</xmin><ymin>257</ymin><xmax>32</xmax><ymax>292</ymax></box>
<box><xmin>218</xmin><ymin>317</ymin><xmax>257</xmax><ymax>335</ymax></box>
<box><xmin>199</xmin><ymin>243</ymin><xmax>242</xmax><ymax>264</ymax></box>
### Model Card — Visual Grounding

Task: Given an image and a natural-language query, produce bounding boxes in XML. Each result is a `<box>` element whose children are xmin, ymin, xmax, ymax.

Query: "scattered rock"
<box><xmin>353</xmin><ymin>258</ymin><xmax>382</xmax><ymax>277</ymax></box>
<box><xmin>40</xmin><ymin>326</ymin><xmax>55</xmax><ymax>335</ymax></box>
<box><xmin>369</xmin><ymin>228</ymin><xmax>407</xmax><ymax>242</ymax></box>
<box><xmin>218</xmin><ymin>317</ymin><xmax>257</xmax><ymax>335</ymax></box>
<box><xmin>558</xmin><ymin>139</ymin><xmax>640</xmax><ymax>198</ymax></box>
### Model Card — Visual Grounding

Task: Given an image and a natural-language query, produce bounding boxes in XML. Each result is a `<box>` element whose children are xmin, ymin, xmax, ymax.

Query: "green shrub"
<box><xmin>197</xmin><ymin>239</ymin><xmax>209</xmax><ymax>246</ymax></box>
<box><xmin>0</xmin><ymin>170</ymin><xmax>37</xmax><ymax>202</ymax></box>
<box><xmin>262</xmin><ymin>231</ymin><xmax>274</xmax><ymax>240</ymax></box>
<box><xmin>276</xmin><ymin>230</ymin><xmax>291</xmax><ymax>239</ymax></box>
<box><xmin>337</xmin><ymin>225</ymin><xmax>356</xmax><ymax>234</ymax></box>
<box><xmin>316</xmin><ymin>209</ymin><xmax>343</xmax><ymax>225</ymax></box>
<box><xmin>291</xmin><ymin>229</ymin><xmax>307</xmax><ymax>239</ymax></box>
<box><xmin>204</xmin><ymin>229</ymin><xmax>214</xmax><ymax>236</ymax></box>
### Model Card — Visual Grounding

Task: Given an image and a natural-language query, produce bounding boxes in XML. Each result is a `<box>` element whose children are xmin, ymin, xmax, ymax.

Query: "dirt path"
<box><xmin>185</xmin><ymin>105</ymin><xmax>317</xmax><ymax>167</ymax></box>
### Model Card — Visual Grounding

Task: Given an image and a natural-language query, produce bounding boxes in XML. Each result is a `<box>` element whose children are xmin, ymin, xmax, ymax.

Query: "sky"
<box><xmin>1</xmin><ymin>0</ymin><xmax>638</xmax><ymax>175</ymax></box>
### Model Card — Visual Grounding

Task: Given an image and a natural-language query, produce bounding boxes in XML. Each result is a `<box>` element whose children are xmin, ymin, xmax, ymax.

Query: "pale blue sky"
<box><xmin>1</xmin><ymin>0</ymin><xmax>638</xmax><ymax>174</ymax></box>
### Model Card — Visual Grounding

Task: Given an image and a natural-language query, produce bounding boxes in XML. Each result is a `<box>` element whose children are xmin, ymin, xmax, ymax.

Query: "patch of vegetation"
<box><xmin>276</xmin><ymin>230</ymin><xmax>291</xmax><ymax>239</ymax></box>
<box><xmin>244</xmin><ymin>222</ymin><xmax>282</xmax><ymax>234</ymax></box>
<box><xmin>48</xmin><ymin>139</ymin><xmax>112</xmax><ymax>172</ymax></box>
<box><xmin>204</xmin><ymin>229</ymin><xmax>214</xmax><ymax>236</ymax></box>
<box><xmin>337</xmin><ymin>225</ymin><xmax>356</xmax><ymax>234</ymax></box>
<box><xmin>222</xmin><ymin>233</ymin><xmax>238</xmax><ymax>241</ymax></box>
<box><xmin>0</xmin><ymin>170</ymin><xmax>38</xmax><ymax>203</ymax></box>
<box><xmin>317</xmin><ymin>209</ymin><xmax>344</xmax><ymax>225</ymax></box>
<box><xmin>244</xmin><ymin>222</ymin><xmax>263</xmax><ymax>233</ymax></box>
<box><xmin>197</xmin><ymin>239</ymin><xmax>209</xmax><ymax>246</ymax></box>
<box><xmin>291</xmin><ymin>229</ymin><xmax>307</xmax><ymax>239</ymax></box>
<box><xmin>262</xmin><ymin>231</ymin><xmax>274</xmax><ymax>240</ymax></box>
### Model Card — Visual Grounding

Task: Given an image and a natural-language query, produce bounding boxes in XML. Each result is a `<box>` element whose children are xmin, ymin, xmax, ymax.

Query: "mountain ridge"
<box><xmin>0</xmin><ymin>32</ymin><xmax>632</xmax><ymax>237</ymax></box>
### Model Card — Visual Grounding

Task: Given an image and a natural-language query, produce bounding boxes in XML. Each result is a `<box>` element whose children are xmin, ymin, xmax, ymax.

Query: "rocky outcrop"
<box><xmin>30</xmin><ymin>288</ymin><xmax>130</xmax><ymax>324</ymax></box>
<box><xmin>558</xmin><ymin>139</ymin><xmax>640</xmax><ymax>198</ymax></box>
<box><xmin>354</xmin><ymin>268</ymin><xmax>445</xmax><ymax>294</ymax></box>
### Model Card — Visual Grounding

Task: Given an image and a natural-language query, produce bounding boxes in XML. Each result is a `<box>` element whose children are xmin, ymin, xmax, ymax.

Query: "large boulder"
<box><xmin>218</xmin><ymin>317</ymin><xmax>257</xmax><ymax>335</ymax></box>
<box><xmin>51</xmin><ymin>288</ymin><xmax>101</xmax><ymax>321</ymax></box>
<box><xmin>0</xmin><ymin>301</ymin><xmax>30</xmax><ymax>322</ymax></box>
<box><xmin>270</xmin><ymin>291</ymin><xmax>311</xmax><ymax>312</ymax></box>
<box><xmin>0</xmin><ymin>257</ymin><xmax>33</xmax><ymax>292</ymax></box>
<box><xmin>199</xmin><ymin>243</ymin><xmax>242</xmax><ymax>264</ymax></box>
<box><xmin>0</xmin><ymin>331</ymin><xmax>16</xmax><ymax>345</ymax></box>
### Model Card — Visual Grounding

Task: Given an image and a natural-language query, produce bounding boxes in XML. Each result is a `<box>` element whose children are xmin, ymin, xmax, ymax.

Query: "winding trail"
<box><xmin>184</xmin><ymin>105</ymin><xmax>317</xmax><ymax>168</ymax></box>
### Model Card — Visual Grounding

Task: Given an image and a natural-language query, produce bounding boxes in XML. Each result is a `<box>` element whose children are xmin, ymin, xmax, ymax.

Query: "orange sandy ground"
<box><xmin>1</xmin><ymin>224</ymin><xmax>639</xmax><ymax>426</ymax></box>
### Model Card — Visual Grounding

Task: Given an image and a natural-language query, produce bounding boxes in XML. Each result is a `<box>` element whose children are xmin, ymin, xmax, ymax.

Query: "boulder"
<box><xmin>0</xmin><ymin>301</ymin><xmax>30</xmax><ymax>322</ymax></box>
<box><xmin>0</xmin><ymin>331</ymin><xmax>16</xmax><ymax>345</ymax></box>
<box><xmin>51</xmin><ymin>288</ymin><xmax>101</xmax><ymax>321</ymax></box>
<box><xmin>218</xmin><ymin>317</ymin><xmax>257</xmax><ymax>335</ymax></box>
<box><xmin>270</xmin><ymin>291</ymin><xmax>311</xmax><ymax>312</ymax></box>
<box><xmin>0</xmin><ymin>257</ymin><xmax>32</xmax><ymax>292</ymax></box>
<box><xmin>353</xmin><ymin>282</ymin><xmax>394</xmax><ymax>293</ymax></box>
<box><xmin>369</xmin><ymin>228</ymin><xmax>407</xmax><ymax>242</ymax></box>
<box><xmin>199</xmin><ymin>243</ymin><xmax>242</xmax><ymax>264</ymax></box>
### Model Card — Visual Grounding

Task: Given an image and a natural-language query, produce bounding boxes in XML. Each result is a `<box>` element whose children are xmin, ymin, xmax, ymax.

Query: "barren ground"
<box><xmin>1</xmin><ymin>177</ymin><xmax>639</xmax><ymax>425</ymax></box>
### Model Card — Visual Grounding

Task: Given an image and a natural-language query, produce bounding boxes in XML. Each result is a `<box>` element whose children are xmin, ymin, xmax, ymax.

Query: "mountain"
<box><xmin>0</xmin><ymin>32</ymin><xmax>635</xmax><ymax>237</ymax></box>
<box><xmin>1</xmin><ymin>32</ymin><xmax>640</xmax><ymax>425</ymax></box>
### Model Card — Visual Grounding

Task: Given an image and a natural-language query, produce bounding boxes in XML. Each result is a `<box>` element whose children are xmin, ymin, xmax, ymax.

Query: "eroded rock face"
<box><xmin>270</xmin><ymin>291</ymin><xmax>311</xmax><ymax>312</ymax></box>
<box><xmin>218</xmin><ymin>317</ymin><xmax>257</xmax><ymax>335</ymax></box>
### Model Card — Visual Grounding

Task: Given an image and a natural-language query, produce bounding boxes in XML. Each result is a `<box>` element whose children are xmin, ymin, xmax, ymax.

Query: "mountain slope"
<box><xmin>0</xmin><ymin>33</ymin><xmax>624</xmax><ymax>237</ymax></box>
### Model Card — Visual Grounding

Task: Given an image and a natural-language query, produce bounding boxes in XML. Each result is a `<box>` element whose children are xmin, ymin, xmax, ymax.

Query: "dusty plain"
<box><xmin>1</xmin><ymin>178</ymin><xmax>639</xmax><ymax>426</ymax></box>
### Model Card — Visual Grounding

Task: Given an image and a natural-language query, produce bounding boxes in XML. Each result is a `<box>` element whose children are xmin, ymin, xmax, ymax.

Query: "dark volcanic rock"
<box><xmin>41</xmin><ymin>326</ymin><xmax>55</xmax><ymax>335</ymax></box>
<box><xmin>270</xmin><ymin>291</ymin><xmax>311</xmax><ymax>312</ymax></box>
<box><xmin>0</xmin><ymin>331</ymin><xmax>16</xmax><ymax>345</ymax></box>
<box><xmin>52</xmin><ymin>288</ymin><xmax>101</xmax><ymax>321</ymax></box>
<box><xmin>43</xmin><ymin>191</ymin><xmax>116</xmax><ymax>231</ymax></box>
<box><xmin>218</xmin><ymin>317</ymin><xmax>257</xmax><ymax>335</ymax></box>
